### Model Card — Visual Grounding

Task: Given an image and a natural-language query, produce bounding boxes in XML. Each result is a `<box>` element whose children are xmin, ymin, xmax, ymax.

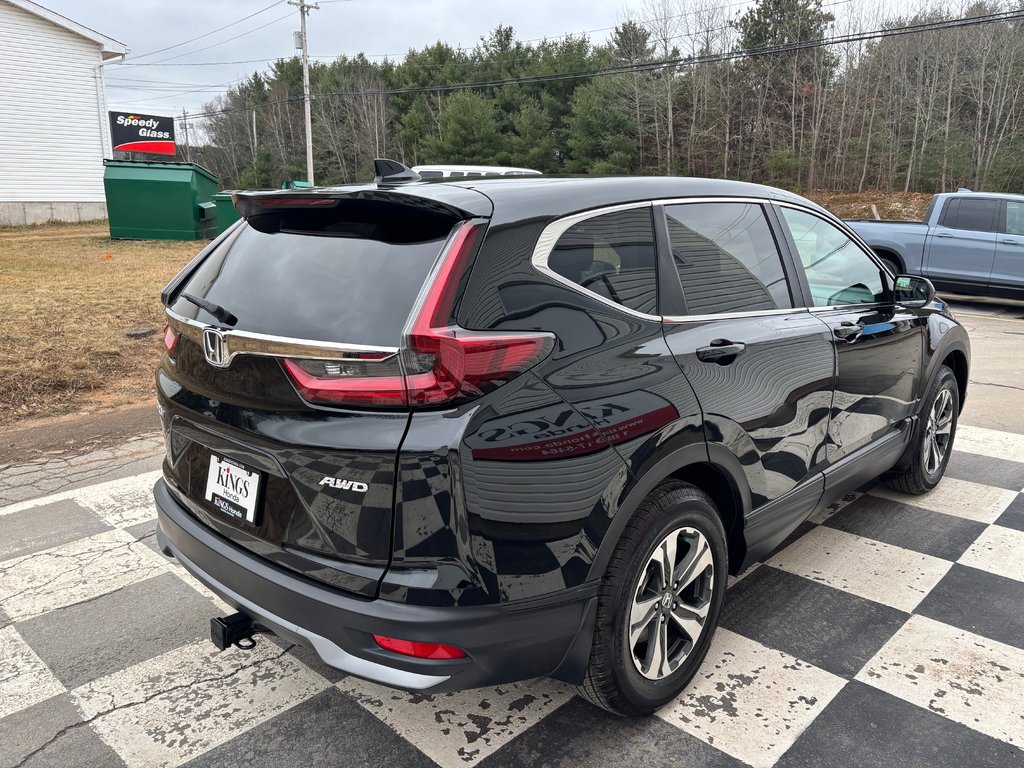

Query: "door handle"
<box><xmin>1000</xmin><ymin>238</ymin><xmax>1021</xmax><ymax>246</ymax></box>
<box><xmin>833</xmin><ymin>321</ymin><xmax>863</xmax><ymax>342</ymax></box>
<box><xmin>696</xmin><ymin>339</ymin><xmax>746</xmax><ymax>364</ymax></box>
<box><xmin>935</xmin><ymin>232</ymin><xmax>953</xmax><ymax>238</ymax></box>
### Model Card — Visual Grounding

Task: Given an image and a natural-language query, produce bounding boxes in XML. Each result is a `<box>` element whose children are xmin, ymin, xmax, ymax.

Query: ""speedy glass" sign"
<box><xmin>108</xmin><ymin>111</ymin><xmax>176</xmax><ymax>155</ymax></box>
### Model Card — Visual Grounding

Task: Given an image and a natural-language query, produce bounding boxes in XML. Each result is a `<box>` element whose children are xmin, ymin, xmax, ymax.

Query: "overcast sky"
<box><xmin>42</xmin><ymin>0</ymin><xmax>648</xmax><ymax>116</ymax></box>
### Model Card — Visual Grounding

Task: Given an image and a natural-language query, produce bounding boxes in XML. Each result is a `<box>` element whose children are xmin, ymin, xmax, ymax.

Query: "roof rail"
<box><xmin>956</xmin><ymin>187</ymin><xmax>973</xmax><ymax>192</ymax></box>
<box><xmin>373</xmin><ymin>158</ymin><xmax>421</xmax><ymax>185</ymax></box>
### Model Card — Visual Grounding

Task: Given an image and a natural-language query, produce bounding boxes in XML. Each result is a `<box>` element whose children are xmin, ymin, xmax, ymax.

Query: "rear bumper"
<box><xmin>155</xmin><ymin>478</ymin><xmax>596</xmax><ymax>692</ymax></box>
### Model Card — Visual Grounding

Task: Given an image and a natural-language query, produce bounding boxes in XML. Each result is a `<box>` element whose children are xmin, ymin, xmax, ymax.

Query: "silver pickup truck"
<box><xmin>848</xmin><ymin>190</ymin><xmax>1024</xmax><ymax>299</ymax></box>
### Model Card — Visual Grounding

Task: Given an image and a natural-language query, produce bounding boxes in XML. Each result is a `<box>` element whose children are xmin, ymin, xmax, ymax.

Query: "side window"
<box><xmin>1004</xmin><ymin>201</ymin><xmax>1024</xmax><ymax>236</ymax></box>
<box><xmin>548</xmin><ymin>208</ymin><xmax>658</xmax><ymax>315</ymax></box>
<box><xmin>665</xmin><ymin>202</ymin><xmax>791</xmax><ymax>315</ymax></box>
<box><xmin>780</xmin><ymin>207</ymin><xmax>888</xmax><ymax>307</ymax></box>
<box><xmin>952</xmin><ymin>199</ymin><xmax>1000</xmax><ymax>233</ymax></box>
<box><xmin>939</xmin><ymin>199</ymin><xmax>959</xmax><ymax>228</ymax></box>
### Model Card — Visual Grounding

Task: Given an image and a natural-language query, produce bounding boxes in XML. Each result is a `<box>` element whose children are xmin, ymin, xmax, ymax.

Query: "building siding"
<box><xmin>0</xmin><ymin>0</ymin><xmax>108</xmax><ymax>203</ymax></box>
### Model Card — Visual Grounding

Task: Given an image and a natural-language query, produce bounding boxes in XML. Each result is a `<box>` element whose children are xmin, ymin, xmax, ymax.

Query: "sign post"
<box><xmin>108</xmin><ymin>111</ymin><xmax>176</xmax><ymax>156</ymax></box>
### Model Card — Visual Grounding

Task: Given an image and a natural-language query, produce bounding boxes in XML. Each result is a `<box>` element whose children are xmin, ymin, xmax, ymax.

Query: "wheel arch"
<box><xmin>942</xmin><ymin>347</ymin><xmax>969</xmax><ymax>413</ymax></box>
<box><xmin>591</xmin><ymin>444</ymin><xmax>752</xmax><ymax>580</ymax></box>
<box><xmin>872</xmin><ymin>247</ymin><xmax>904</xmax><ymax>273</ymax></box>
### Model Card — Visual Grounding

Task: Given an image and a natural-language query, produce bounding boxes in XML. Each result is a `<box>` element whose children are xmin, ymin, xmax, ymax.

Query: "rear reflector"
<box><xmin>163</xmin><ymin>324</ymin><xmax>180</xmax><ymax>360</ymax></box>
<box><xmin>281</xmin><ymin>220</ymin><xmax>554</xmax><ymax>408</ymax></box>
<box><xmin>373</xmin><ymin>635</ymin><xmax>467</xmax><ymax>660</ymax></box>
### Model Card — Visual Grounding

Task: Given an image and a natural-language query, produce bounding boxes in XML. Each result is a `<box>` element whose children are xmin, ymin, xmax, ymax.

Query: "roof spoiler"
<box><xmin>373</xmin><ymin>158</ymin><xmax>421</xmax><ymax>185</ymax></box>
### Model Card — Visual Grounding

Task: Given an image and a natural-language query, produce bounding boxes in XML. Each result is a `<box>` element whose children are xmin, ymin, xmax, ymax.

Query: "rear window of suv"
<box><xmin>169</xmin><ymin>223</ymin><xmax>450</xmax><ymax>348</ymax></box>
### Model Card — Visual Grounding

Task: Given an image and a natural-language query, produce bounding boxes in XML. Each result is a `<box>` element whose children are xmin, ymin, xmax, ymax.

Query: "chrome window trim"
<box><xmin>530</xmin><ymin>201</ymin><xmax>660</xmax><ymax>322</ymax></box>
<box><xmin>662</xmin><ymin>307</ymin><xmax>808</xmax><ymax>323</ymax></box>
<box><xmin>165</xmin><ymin>307</ymin><xmax>399</xmax><ymax>367</ymax></box>
<box><xmin>527</xmin><ymin>195</ymin><xmax>901</xmax><ymax>324</ymax></box>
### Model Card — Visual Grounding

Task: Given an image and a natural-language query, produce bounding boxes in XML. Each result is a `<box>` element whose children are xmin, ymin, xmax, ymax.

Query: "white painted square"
<box><xmin>0</xmin><ymin>625</ymin><xmax>66</xmax><ymax>719</ymax></box>
<box><xmin>336</xmin><ymin>676</ymin><xmax>573</xmax><ymax>767</ymax></box>
<box><xmin>857</xmin><ymin>615</ymin><xmax>1024</xmax><ymax>747</ymax></box>
<box><xmin>954</xmin><ymin>425</ymin><xmax>1024</xmax><ymax>465</ymax></box>
<box><xmin>657</xmin><ymin>629</ymin><xmax>845</xmax><ymax>768</ymax></box>
<box><xmin>869</xmin><ymin>476</ymin><xmax>1016</xmax><ymax>524</ymax></box>
<box><xmin>73</xmin><ymin>639</ymin><xmax>328</xmax><ymax>768</ymax></box>
<box><xmin>0</xmin><ymin>470</ymin><xmax>162</xmax><ymax>519</ymax></box>
<box><xmin>74</xmin><ymin>471</ymin><xmax>163</xmax><ymax>528</ymax></box>
<box><xmin>807</xmin><ymin>490</ymin><xmax>863</xmax><ymax>525</ymax></box>
<box><xmin>767</xmin><ymin>525</ymin><xmax>951</xmax><ymax>612</ymax></box>
<box><xmin>958</xmin><ymin>525</ymin><xmax>1024</xmax><ymax>583</ymax></box>
<box><xmin>0</xmin><ymin>529</ymin><xmax>170</xmax><ymax>621</ymax></box>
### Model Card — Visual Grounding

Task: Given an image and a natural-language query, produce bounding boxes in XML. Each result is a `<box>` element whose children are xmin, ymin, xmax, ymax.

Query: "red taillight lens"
<box><xmin>163</xmin><ymin>324</ymin><xmax>180</xmax><ymax>360</ymax></box>
<box><xmin>281</xmin><ymin>220</ymin><xmax>554</xmax><ymax>408</ymax></box>
<box><xmin>373</xmin><ymin>635</ymin><xmax>467</xmax><ymax>660</ymax></box>
<box><xmin>404</xmin><ymin>330</ymin><xmax>553</xmax><ymax>405</ymax></box>
<box><xmin>282</xmin><ymin>359</ymin><xmax>407</xmax><ymax>406</ymax></box>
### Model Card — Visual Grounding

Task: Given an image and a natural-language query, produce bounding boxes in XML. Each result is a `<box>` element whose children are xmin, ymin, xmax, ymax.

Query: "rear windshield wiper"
<box><xmin>181</xmin><ymin>293</ymin><xmax>238</xmax><ymax>326</ymax></box>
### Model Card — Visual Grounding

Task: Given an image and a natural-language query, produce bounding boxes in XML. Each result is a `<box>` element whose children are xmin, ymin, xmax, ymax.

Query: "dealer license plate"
<box><xmin>204</xmin><ymin>455</ymin><xmax>260</xmax><ymax>525</ymax></box>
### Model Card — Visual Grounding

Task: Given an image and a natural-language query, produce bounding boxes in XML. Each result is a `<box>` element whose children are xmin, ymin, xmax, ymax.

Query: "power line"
<box><xmin>139</xmin><ymin>11</ymin><xmax>296</xmax><ymax>65</ymax></box>
<box><xmin>127</xmin><ymin>0</ymin><xmax>285</xmax><ymax>60</ymax></box>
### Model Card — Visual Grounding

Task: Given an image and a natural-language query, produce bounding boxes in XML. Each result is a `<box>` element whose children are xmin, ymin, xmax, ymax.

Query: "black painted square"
<box><xmin>945</xmin><ymin>451</ymin><xmax>1024</xmax><ymax>492</ymax></box>
<box><xmin>477</xmin><ymin>696</ymin><xmax>746</xmax><ymax>768</ymax></box>
<box><xmin>776</xmin><ymin>680</ymin><xmax>1023</xmax><ymax>768</ymax></box>
<box><xmin>183</xmin><ymin>687</ymin><xmax>435</xmax><ymax>768</ymax></box>
<box><xmin>722</xmin><ymin>565</ymin><xmax>908</xmax><ymax>678</ymax></box>
<box><xmin>995</xmin><ymin>494</ymin><xmax>1024</xmax><ymax>533</ymax></box>
<box><xmin>17</xmin><ymin>572</ymin><xmax>220</xmax><ymax>689</ymax></box>
<box><xmin>824</xmin><ymin>494</ymin><xmax>985</xmax><ymax>560</ymax></box>
<box><xmin>916</xmin><ymin>564</ymin><xmax>1024</xmax><ymax>650</ymax></box>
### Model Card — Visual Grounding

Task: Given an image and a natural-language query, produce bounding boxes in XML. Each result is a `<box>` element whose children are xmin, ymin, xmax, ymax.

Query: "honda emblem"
<box><xmin>202</xmin><ymin>328</ymin><xmax>229</xmax><ymax>368</ymax></box>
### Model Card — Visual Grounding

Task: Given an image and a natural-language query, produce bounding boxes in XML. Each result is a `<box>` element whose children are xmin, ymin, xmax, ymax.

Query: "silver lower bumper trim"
<box><xmin>170</xmin><ymin>545</ymin><xmax>451</xmax><ymax>691</ymax></box>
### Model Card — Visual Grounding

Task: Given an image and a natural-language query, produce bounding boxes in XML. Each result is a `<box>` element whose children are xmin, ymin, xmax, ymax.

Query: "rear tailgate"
<box><xmin>158</xmin><ymin>187</ymin><xmax>492</xmax><ymax>598</ymax></box>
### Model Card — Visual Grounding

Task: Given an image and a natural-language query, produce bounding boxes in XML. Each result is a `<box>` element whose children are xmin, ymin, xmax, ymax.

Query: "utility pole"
<box><xmin>288</xmin><ymin>0</ymin><xmax>318</xmax><ymax>185</ymax></box>
<box><xmin>181</xmin><ymin>109</ymin><xmax>191</xmax><ymax>163</ymax></box>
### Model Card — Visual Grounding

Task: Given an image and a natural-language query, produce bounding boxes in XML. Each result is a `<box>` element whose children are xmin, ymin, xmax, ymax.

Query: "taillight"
<box><xmin>163</xmin><ymin>324</ymin><xmax>180</xmax><ymax>360</ymax></box>
<box><xmin>373</xmin><ymin>635</ymin><xmax>467</xmax><ymax>660</ymax></box>
<box><xmin>281</xmin><ymin>221</ymin><xmax>554</xmax><ymax>408</ymax></box>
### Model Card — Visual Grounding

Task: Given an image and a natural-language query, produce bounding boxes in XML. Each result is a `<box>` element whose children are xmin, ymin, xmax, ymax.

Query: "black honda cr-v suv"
<box><xmin>155</xmin><ymin>161</ymin><xmax>970</xmax><ymax>716</ymax></box>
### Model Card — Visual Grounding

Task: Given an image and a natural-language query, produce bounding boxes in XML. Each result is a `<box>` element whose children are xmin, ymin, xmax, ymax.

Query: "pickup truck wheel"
<box><xmin>878</xmin><ymin>256</ymin><xmax>900</xmax><ymax>276</ymax></box>
<box><xmin>575</xmin><ymin>482</ymin><xmax>728</xmax><ymax>717</ymax></box>
<box><xmin>886</xmin><ymin>365</ymin><xmax>959</xmax><ymax>495</ymax></box>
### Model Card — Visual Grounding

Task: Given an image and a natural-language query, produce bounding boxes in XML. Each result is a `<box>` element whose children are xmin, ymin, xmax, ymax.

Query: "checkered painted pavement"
<box><xmin>2</xmin><ymin>424</ymin><xmax>1023</xmax><ymax>768</ymax></box>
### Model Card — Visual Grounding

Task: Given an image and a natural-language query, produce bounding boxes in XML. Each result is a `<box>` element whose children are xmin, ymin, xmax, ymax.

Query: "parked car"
<box><xmin>411</xmin><ymin>164</ymin><xmax>541</xmax><ymax>178</ymax></box>
<box><xmin>155</xmin><ymin>162</ymin><xmax>970</xmax><ymax>716</ymax></box>
<box><xmin>848</xmin><ymin>190</ymin><xmax>1024</xmax><ymax>299</ymax></box>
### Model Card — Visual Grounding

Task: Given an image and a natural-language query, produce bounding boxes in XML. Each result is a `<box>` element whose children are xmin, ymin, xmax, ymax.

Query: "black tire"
<box><xmin>575</xmin><ymin>481</ymin><xmax>728</xmax><ymax>717</ymax></box>
<box><xmin>879</xmin><ymin>256</ymin><xmax>901</xmax><ymax>276</ymax></box>
<box><xmin>886</xmin><ymin>365</ymin><xmax>959</xmax><ymax>495</ymax></box>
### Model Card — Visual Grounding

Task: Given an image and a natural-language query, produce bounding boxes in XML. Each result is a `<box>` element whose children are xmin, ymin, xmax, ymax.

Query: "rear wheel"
<box><xmin>576</xmin><ymin>482</ymin><xmax>728</xmax><ymax>716</ymax></box>
<box><xmin>887</xmin><ymin>365</ymin><xmax>959</xmax><ymax>494</ymax></box>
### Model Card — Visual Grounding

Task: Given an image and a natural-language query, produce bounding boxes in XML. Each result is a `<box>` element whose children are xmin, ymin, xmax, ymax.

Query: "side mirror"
<box><xmin>894</xmin><ymin>275</ymin><xmax>936</xmax><ymax>308</ymax></box>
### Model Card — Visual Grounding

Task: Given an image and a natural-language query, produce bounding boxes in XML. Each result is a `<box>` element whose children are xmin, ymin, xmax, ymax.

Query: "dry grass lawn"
<box><xmin>0</xmin><ymin>190</ymin><xmax>934</xmax><ymax>428</ymax></box>
<box><xmin>0</xmin><ymin>221</ymin><xmax>201</xmax><ymax>426</ymax></box>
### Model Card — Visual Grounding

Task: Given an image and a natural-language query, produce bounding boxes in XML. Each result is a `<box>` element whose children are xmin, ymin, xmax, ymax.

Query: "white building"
<box><xmin>0</xmin><ymin>0</ymin><xmax>126</xmax><ymax>225</ymax></box>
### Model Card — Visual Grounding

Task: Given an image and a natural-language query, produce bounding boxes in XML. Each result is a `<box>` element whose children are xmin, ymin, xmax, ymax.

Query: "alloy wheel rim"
<box><xmin>628</xmin><ymin>527</ymin><xmax>714</xmax><ymax>681</ymax></box>
<box><xmin>922</xmin><ymin>386</ymin><xmax>954</xmax><ymax>476</ymax></box>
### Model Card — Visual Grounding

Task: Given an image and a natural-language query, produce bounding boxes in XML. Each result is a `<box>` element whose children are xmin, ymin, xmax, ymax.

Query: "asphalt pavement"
<box><xmin>1</xmin><ymin>305</ymin><xmax>1022</xmax><ymax>768</ymax></box>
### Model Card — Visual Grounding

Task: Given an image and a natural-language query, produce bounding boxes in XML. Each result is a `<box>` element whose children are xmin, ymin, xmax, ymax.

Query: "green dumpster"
<box><xmin>212</xmin><ymin>192</ymin><xmax>242</xmax><ymax>236</ymax></box>
<box><xmin>103</xmin><ymin>159</ymin><xmax>220</xmax><ymax>240</ymax></box>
